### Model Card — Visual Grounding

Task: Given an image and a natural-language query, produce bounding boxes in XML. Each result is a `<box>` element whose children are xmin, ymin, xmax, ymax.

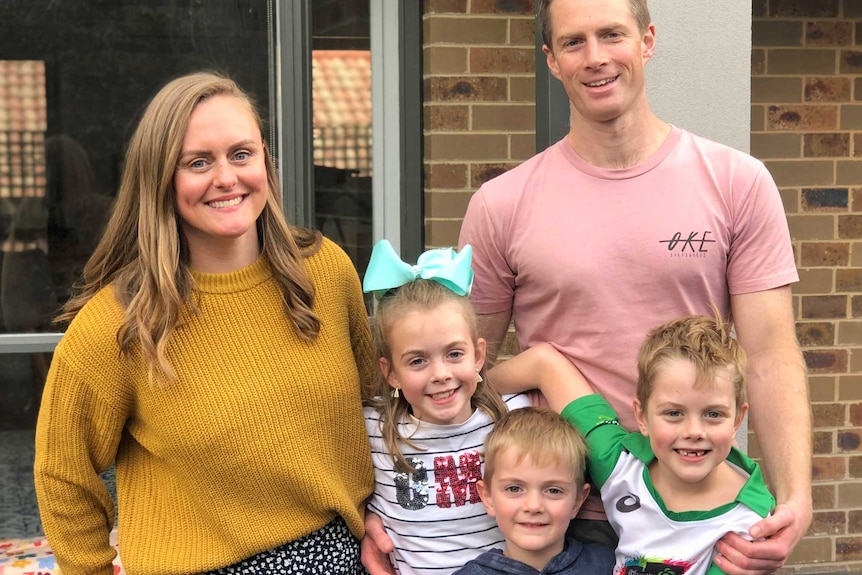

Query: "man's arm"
<box><xmin>488</xmin><ymin>343</ymin><xmax>593</xmax><ymax>413</ymax></box>
<box><xmin>477</xmin><ymin>309</ymin><xmax>513</xmax><ymax>364</ymax></box>
<box><xmin>713</xmin><ymin>285</ymin><xmax>812</xmax><ymax>575</ymax></box>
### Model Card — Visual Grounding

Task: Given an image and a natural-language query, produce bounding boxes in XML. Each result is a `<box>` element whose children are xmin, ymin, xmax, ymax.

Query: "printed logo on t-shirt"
<box><xmin>617</xmin><ymin>555</ymin><xmax>695</xmax><ymax>575</ymax></box>
<box><xmin>615</xmin><ymin>492</ymin><xmax>641</xmax><ymax>513</ymax></box>
<box><xmin>658</xmin><ymin>230</ymin><xmax>715</xmax><ymax>258</ymax></box>
<box><xmin>394</xmin><ymin>450</ymin><xmax>483</xmax><ymax>511</ymax></box>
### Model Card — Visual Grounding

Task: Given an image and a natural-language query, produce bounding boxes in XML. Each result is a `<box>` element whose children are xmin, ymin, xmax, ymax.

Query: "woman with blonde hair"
<box><xmin>34</xmin><ymin>71</ymin><xmax>375</xmax><ymax>575</ymax></box>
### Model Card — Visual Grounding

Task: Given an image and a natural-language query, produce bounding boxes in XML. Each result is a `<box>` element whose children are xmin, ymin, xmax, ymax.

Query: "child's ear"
<box><xmin>571</xmin><ymin>482</ymin><xmax>591</xmax><ymax>518</ymax></box>
<box><xmin>380</xmin><ymin>357</ymin><xmax>398</xmax><ymax>389</ymax></box>
<box><xmin>734</xmin><ymin>402</ymin><xmax>749</xmax><ymax>431</ymax></box>
<box><xmin>475</xmin><ymin>337</ymin><xmax>487</xmax><ymax>373</ymax></box>
<box><xmin>634</xmin><ymin>398</ymin><xmax>649</xmax><ymax>436</ymax></box>
<box><xmin>477</xmin><ymin>479</ymin><xmax>496</xmax><ymax>517</ymax></box>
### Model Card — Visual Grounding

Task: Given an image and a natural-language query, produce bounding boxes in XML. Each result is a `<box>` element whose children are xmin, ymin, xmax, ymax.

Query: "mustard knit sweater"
<box><xmin>34</xmin><ymin>238</ymin><xmax>375</xmax><ymax>575</ymax></box>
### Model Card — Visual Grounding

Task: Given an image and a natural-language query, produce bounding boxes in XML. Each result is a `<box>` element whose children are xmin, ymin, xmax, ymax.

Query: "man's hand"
<box><xmin>361</xmin><ymin>512</ymin><xmax>395</xmax><ymax>575</ymax></box>
<box><xmin>713</xmin><ymin>500</ymin><xmax>812</xmax><ymax>575</ymax></box>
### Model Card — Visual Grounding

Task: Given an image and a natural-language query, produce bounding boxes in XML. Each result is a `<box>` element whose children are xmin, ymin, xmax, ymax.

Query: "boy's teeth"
<box><xmin>679</xmin><ymin>449</ymin><xmax>706</xmax><ymax>457</ymax></box>
<box><xmin>210</xmin><ymin>196</ymin><xmax>243</xmax><ymax>208</ymax></box>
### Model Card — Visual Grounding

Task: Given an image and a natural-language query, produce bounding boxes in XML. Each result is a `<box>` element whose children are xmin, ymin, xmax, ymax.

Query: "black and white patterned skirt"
<box><xmin>201</xmin><ymin>516</ymin><xmax>367</xmax><ymax>575</ymax></box>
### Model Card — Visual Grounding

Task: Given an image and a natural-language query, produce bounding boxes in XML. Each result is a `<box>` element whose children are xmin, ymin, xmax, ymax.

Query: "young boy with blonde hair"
<box><xmin>490</xmin><ymin>313</ymin><xmax>775</xmax><ymax>575</ymax></box>
<box><xmin>453</xmin><ymin>407</ymin><xmax>615</xmax><ymax>574</ymax></box>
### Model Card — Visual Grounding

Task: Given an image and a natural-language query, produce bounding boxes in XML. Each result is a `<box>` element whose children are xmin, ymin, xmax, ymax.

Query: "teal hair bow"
<box><xmin>363</xmin><ymin>239</ymin><xmax>474</xmax><ymax>299</ymax></box>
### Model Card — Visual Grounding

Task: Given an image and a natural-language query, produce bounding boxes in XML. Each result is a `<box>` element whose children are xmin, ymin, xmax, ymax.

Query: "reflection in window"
<box><xmin>312</xmin><ymin>50</ymin><xmax>373</xmax><ymax>277</ymax></box>
<box><xmin>0</xmin><ymin>0</ymin><xmax>273</xmax><ymax>540</ymax></box>
<box><xmin>311</xmin><ymin>1</ymin><xmax>374</xmax><ymax>293</ymax></box>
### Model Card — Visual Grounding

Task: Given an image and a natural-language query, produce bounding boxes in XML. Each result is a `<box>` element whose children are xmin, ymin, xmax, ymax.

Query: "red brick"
<box><xmin>851</xmin><ymin>456</ymin><xmax>862</xmax><ymax>478</ymax></box>
<box><xmin>838</xmin><ymin>430</ymin><xmax>862</xmax><ymax>452</ymax></box>
<box><xmin>804</xmin><ymin>349</ymin><xmax>849</xmax><ymax>373</ymax></box>
<box><xmin>836</xmin><ymin>537</ymin><xmax>862</xmax><ymax>561</ymax></box>
<box><xmin>839</xmin><ymin>215</ymin><xmax>862</xmax><ymax>239</ymax></box>
<box><xmin>470</xmin><ymin>0</ymin><xmax>534</xmax><ymax>14</ymax></box>
<box><xmin>800</xmin><ymin>242</ymin><xmax>849</xmax><ymax>266</ymax></box>
<box><xmin>509</xmin><ymin>19</ymin><xmax>535</xmax><ymax>45</ymax></box>
<box><xmin>802</xmin><ymin>296</ymin><xmax>847</xmax><ymax>319</ymax></box>
<box><xmin>852</xmin><ymin>403</ymin><xmax>862</xmax><ymax>425</ymax></box>
<box><xmin>837</xmin><ymin>269</ymin><xmax>862</xmax><ymax>291</ymax></box>
<box><xmin>470</xmin><ymin>163</ymin><xmax>520</xmax><ymax>187</ymax></box>
<box><xmin>471</xmin><ymin>47</ymin><xmax>534</xmax><ymax>74</ymax></box>
<box><xmin>805</xmin><ymin>77</ymin><xmax>851</xmax><ymax>102</ymax></box>
<box><xmin>813</xmin><ymin>456</ymin><xmax>847</xmax><ymax>480</ymax></box>
<box><xmin>752</xmin><ymin>49</ymin><xmax>766</xmax><ymax>75</ymax></box>
<box><xmin>797</xmin><ymin>321</ymin><xmax>836</xmax><ymax>346</ymax></box>
<box><xmin>809</xmin><ymin>510</ymin><xmax>846</xmax><ymax>535</ymax></box>
<box><xmin>804</xmin><ymin>133</ymin><xmax>849</xmax><ymax>157</ymax></box>
<box><xmin>806</xmin><ymin>21</ymin><xmax>852</xmax><ymax>46</ymax></box>
<box><xmin>424</xmin><ymin>77</ymin><xmax>508</xmax><ymax>102</ymax></box>
<box><xmin>814</xmin><ymin>430</ymin><xmax>835</xmax><ymax>454</ymax></box>
<box><xmin>424</xmin><ymin>0</ymin><xmax>468</xmax><ymax>13</ymax></box>
<box><xmin>766</xmin><ymin>105</ymin><xmax>838</xmax><ymax>130</ymax></box>
<box><xmin>770</xmin><ymin>0</ymin><xmax>838</xmax><ymax>17</ymax></box>
<box><xmin>813</xmin><ymin>484</ymin><xmax>836</xmax><ymax>509</ymax></box>
<box><xmin>424</xmin><ymin>105</ymin><xmax>469</xmax><ymax>130</ymax></box>
<box><xmin>425</xmin><ymin>163</ymin><xmax>469</xmax><ymax>189</ymax></box>
<box><xmin>842</xmin><ymin>51</ymin><xmax>862</xmax><ymax>74</ymax></box>
<box><xmin>814</xmin><ymin>403</ymin><xmax>847</xmax><ymax>427</ymax></box>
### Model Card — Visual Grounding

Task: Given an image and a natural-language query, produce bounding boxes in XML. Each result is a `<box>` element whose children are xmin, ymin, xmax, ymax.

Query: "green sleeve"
<box><xmin>560</xmin><ymin>394</ymin><xmax>629</xmax><ymax>488</ymax></box>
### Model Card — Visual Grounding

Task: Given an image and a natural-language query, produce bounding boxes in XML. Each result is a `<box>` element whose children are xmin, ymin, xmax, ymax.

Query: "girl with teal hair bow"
<box><xmin>360</xmin><ymin>239</ymin><xmax>531</xmax><ymax>575</ymax></box>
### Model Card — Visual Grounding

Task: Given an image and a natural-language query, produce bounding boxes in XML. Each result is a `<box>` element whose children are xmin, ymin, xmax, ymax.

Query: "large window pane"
<box><xmin>0</xmin><ymin>0</ymin><xmax>273</xmax><ymax>540</ymax></box>
<box><xmin>0</xmin><ymin>1</ymin><xmax>273</xmax><ymax>335</ymax></box>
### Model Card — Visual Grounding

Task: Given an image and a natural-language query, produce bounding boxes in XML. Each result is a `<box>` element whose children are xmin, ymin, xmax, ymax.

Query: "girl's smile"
<box><xmin>380</xmin><ymin>301</ymin><xmax>486</xmax><ymax>426</ymax></box>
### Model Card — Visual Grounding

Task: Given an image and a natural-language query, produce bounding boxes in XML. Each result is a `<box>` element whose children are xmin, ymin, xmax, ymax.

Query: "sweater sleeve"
<box><xmin>346</xmin><ymin>267</ymin><xmax>375</xmax><ymax>399</ymax></box>
<box><xmin>34</xmin><ymin>343</ymin><xmax>127</xmax><ymax>575</ymax></box>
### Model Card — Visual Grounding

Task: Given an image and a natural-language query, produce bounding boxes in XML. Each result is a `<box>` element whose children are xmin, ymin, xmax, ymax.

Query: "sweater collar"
<box><xmin>190</xmin><ymin>256</ymin><xmax>272</xmax><ymax>294</ymax></box>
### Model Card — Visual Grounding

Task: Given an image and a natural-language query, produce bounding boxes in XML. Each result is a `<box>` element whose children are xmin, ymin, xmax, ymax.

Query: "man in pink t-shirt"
<box><xmin>458</xmin><ymin>1</ymin><xmax>811</xmax><ymax>575</ymax></box>
<box><xmin>362</xmin><ymin>1</ymin><xmax>811</xmax><ymax>574</ymax></box>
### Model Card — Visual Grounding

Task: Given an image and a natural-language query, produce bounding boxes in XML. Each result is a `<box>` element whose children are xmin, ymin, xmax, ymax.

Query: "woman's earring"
<box><xmin>476</xmin><ymin>369</ymin><xmax>483</xmax><ymax>383</ymax></box>
<box><xmin>392</xmin><ymin>387</ymin><xmax>400</xmax><ymax>399</ymax></box>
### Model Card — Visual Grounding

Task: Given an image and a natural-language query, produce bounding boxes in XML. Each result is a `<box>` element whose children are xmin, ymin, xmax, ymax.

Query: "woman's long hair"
<box><xmin>57</xmin><ymin>71</ymin><xmax>321</xmax><ymax>382</ymax></box>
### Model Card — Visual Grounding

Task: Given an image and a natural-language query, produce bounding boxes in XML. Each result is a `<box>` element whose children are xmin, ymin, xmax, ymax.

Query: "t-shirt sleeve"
<box><xmin>561</xmin><ymin>394</ymin><xmax>628</xmax><ymax>488</ymax></box>
<box><xmin>459</xmin><ymin>186</ymin><xmax>516</xmax><ymax>315</ymax></box>
<box><xmin>726</xmin><ymin>160</ymin><xmax>798</xmax><ymax>294</ymax></box>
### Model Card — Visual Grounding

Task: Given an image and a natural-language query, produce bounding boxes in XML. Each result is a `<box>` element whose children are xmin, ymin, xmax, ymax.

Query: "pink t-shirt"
<box><xmin>460</xmin><ymin>128</ymin><xmax>797</xmax><ymax>517</ymax></box>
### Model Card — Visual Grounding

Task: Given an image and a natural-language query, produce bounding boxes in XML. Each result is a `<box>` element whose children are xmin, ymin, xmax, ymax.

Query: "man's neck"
<box><xmin>566</xmin><ymin>110</ymin><xmax>671</xmax><ymax>170</ymax></box>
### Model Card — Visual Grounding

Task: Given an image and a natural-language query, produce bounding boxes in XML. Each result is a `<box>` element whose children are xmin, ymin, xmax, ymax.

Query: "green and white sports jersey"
<box><xmin>562</xmin><ymin>395</ymin><xmax>775</xmax><ymax>575</ymax></box>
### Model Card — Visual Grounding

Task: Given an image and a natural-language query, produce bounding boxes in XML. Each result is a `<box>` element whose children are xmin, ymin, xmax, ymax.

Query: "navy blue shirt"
<box><xmin>451</xmin><ymin>538</ymin><xmax>614</xmax><ymax>575</ymax></box>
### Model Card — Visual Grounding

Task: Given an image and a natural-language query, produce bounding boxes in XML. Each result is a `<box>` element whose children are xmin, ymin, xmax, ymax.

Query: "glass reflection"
<box><xmin>311</xmin><ymin>1</ymin><xmax>374</xmax><ymax>291</ymax></box>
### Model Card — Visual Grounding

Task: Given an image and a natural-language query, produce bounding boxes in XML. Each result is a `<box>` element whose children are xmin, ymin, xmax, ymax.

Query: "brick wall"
<box><xmin>751</xmin><ymin>0</ymin><xmax>862</xmax><ymax>572</ymax></box>
<box><xmin>423</xmin><ymin>0</ymin><xmax>861</xmax><ymax>572</ymax></box>
<box><xmin>423</xmin><ymin>0</ymin><xmax>536</xmax><ymax>248</ymax></box>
